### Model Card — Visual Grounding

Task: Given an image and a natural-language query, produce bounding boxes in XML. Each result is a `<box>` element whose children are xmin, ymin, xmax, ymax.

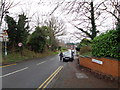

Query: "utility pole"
<box><xmin>0</xmin><ymin>1</ymin><xmax>3</xmax><ymax>90</ymax></box>
<box><xmin>0</xmin><ymin>0</ymin><xmax>4</xmax><ymax>28</ymax></box>
<box><xmin>0</xmin><ymin>0</ymin><xmax>3</xmax><ymax>59</ymax></box>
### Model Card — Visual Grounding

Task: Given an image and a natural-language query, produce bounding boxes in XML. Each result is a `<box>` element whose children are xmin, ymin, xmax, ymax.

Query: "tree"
<box><xmin>17</xmin><ymin>13</ymin><xmax>29</xmax><ymax>45</ymax></box>
<box><xmin>0</xmin><ymin>0</ymin><xmax>20</xmax><ymax>28</ymax></box>
<box><xmin>103</xmin><ymin>0</ymin><xmax>120</xmax><ymax>32</ymax></box>
<box><xmin>46</xmin><ymin>16</ymin><xmax>66</xmax><ymax>50</ymax></box>
<box><xmin>47</xmin><ymin>16</ymin><xmax>66</xmax><ymax>37</ymax></box>
<box><xmin>63</xmin><ymin>0</ymin><xmax>106</xmax><ymax>40</ymax></box>
<box><xmin>5</xmin><ymin>15</ymin><xmax>17</xmax><ymax>50</ymax></box>
<box><xmin>5</xmin><ymin>14</ymin><xmax>29</xmax><ymax>51</ymax></box>
<box><xmin>27</xmin><ymin>26</ymin><xmax>48</xmax><ymax>53</ymax></box>
<box><xmin>102</xmin><ymin>0</ymin><xmax>120</xmax><ymax>47</ymax></box>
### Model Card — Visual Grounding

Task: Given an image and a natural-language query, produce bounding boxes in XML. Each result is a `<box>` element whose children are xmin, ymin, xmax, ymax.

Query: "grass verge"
<box><xmin>2</xmin><ymin>49</ymin><xmax>58</xmax><ymax>64</ymax></box>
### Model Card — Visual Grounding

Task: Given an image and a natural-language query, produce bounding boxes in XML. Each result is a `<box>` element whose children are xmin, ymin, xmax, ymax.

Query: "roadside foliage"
<box><xmin>27</xmin><ymin>26</ymin><xmax>47</xmax><ymax>53</ymax></box>
<box><xmin>92</xmin><ymin>30</ymin><xmax>120</xmax><ymax>60</ymax></box>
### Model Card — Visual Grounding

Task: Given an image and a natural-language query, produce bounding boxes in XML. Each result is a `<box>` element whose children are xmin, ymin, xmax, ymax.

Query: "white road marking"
<box><xmin>37</xmin><ymin>61</ymin><xmax>46</xmax><ymax>65</ymax></box>
<box><xmin>0</xmin><ymin>67</ymin><xmax>29</xmax><ymax>78</ymax></box>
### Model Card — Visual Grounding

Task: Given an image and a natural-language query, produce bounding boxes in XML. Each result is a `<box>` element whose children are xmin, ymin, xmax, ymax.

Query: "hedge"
<box><xmin>92</xmin><ymin>30</ymin><xmax>120</xmax><ymax>60</ymax></box>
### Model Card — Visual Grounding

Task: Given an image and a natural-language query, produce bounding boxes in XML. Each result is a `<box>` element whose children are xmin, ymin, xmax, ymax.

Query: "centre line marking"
<box><xmin>43</xmin><ymin>66</ymin><xmax>63</xmax><ymax>88</ymax></box>
<box><xmin>0</xmin><ymin>67</ymin><xmax>28</xmax><ymax>78</ymax></box>
<box><xmin>37</xmin><ymin>61</ymin><xmax>46</xmax><ymax>65</ymax></box>
<box><xmin>37</xmin><ymin>66</ymin><xmax>63</xmax><ymax>89</ymax></box>
<box><xmin>0</xmin><ymin>64</ymin><xmax>16</xmax><ymax>68</ymax></box>
<box><xmin>38</xmin><ymin>66</ymin><xmax>61</xmax><ymax>89</ymax></box>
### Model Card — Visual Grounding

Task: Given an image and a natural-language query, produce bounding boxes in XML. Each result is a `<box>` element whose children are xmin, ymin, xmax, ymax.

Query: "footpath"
<box><xmin>50</xmin><ymin>56</ymin><xmax>119</xmax><ymax>88</ymax></box>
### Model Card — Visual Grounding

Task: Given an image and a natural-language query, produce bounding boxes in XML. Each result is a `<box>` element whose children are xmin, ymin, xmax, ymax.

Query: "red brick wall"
<box><xmin>79</xmin><ymin>57</ymin><xmax>120</xmax><ymax>77</ymax></box>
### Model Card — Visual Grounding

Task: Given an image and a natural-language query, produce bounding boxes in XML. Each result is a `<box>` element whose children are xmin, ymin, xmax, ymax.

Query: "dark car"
<box><xmin>63</xmin><ymin>51</ymin><xmax>74</xmax><ymax>62</ymax></box>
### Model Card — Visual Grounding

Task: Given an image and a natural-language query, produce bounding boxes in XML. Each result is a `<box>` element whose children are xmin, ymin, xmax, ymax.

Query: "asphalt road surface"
<box><xmin>1</xmin><ymin>54</ymin><xmax>119</xmax><ymax>89</ymax></box>
<box><xmin>2</xmin><ymin>54</ymin><xmax>66</xmax><ymax>88</ymax></box>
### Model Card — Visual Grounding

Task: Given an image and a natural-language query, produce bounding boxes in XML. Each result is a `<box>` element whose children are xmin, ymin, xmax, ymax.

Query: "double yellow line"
<box><xmin>37</xmin><ymin>66</ymin><xmax>63</xmax><ymax>89</ymax></box>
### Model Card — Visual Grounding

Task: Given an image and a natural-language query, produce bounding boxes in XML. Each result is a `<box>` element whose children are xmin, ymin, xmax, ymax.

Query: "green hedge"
<box><xmin>92</xmin><ymin>30</ymin><xmax>120</xmax><ymax>59</ymax></box>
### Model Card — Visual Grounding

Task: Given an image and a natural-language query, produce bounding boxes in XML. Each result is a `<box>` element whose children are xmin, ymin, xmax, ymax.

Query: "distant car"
<box><xmin>63</xmin><ymin>51</ymin><xmax>74</xmax><ymax>62</ymax></box>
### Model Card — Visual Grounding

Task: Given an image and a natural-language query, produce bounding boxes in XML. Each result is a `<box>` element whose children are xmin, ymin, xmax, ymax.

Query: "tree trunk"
<box><xmin>90</xmin><ymin>1</ymin><xmax>97</xmax><ymax>40</ymax></box>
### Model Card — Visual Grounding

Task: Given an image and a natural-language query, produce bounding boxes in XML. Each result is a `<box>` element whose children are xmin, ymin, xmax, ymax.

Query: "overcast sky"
<box><xmin>2</xmin><ymin>0</ymin><xmax>115</xmax><ymax>43</ymax></box>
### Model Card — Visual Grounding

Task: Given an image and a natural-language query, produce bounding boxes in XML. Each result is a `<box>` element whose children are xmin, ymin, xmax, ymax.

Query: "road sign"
<box><xmin>92</xmin><ymin>59</ymin><xmax>103</xmax><ymax>65</ymax></box>
<box><xmin>18</xmin><ymin>43</ymin><xmax>23</xmax><ymax>47</ymax></box>
<box><xmin>0</xmin><ymin>32</ymin><xmax>8</xmax><ymax>42</ymax></box>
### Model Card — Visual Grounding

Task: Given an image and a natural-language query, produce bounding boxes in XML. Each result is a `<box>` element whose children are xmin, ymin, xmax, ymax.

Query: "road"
<box><xmin>2</xmin><ymin>55</ymin><xmax>65</xmax><ymax>88</ymax></box>
<box><xmin>1</xmin><ymin>54</ymin><xmax>119</xmax><ymax>89</ymax></box>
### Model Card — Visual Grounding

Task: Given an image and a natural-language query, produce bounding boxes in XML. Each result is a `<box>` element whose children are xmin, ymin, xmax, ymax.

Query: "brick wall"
<box><xmin>79</xmin><ymin>57</ymin><xmax>120</xmax><ymax>77</ymax></box>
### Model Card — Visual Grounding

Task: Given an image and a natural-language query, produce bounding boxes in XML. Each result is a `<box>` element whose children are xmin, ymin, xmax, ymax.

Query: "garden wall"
<box><xmin>79</xmin><ymin>56</ymin><xmax>120</xmax><ymax>77</ymax></box>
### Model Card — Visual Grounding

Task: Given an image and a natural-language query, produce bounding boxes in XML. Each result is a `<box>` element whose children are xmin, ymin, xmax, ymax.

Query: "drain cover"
<box><xmin>76</xmin><ymin>73</ymin><xmax>88</xmax><ymax>79</ymax></box>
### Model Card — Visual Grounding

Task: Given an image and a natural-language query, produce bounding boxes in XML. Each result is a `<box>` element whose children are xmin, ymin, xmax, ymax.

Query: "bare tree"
<box><xmin>0</xmin><ymin>0</ymin><xmax>20</xmax><ymax>27</ymax></box>
<box><xmin>103</xmin><ymin>0</ymin><xmax>120</xmax><ymax>30</ymax></box>
<box><xmin>46</xmin><ymin>16</ymin><xmax>66</xmax><ymax>37</ymax></box>
<box><xmin>72</xmin><ymin>31</ymin><xmax>89</xmax><ymax>40</ymax></box>
<box><xmin>44</xmin><ymin>16</ymin><xmax>66</xmax><ymax>50</ymax></box>
<box><xmin>63</xmin><ymin>0</ymin><xmax>106</xmax><ymax>40</ymax></box>
<box><xmin>49</xmin><ymin>0</ymin><xmax>65</xmax><ymax>16</ymax></box>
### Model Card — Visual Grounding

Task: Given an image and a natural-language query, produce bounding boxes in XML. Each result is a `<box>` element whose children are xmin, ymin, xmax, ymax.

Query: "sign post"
<box><xmin>5</xmin><ymin>39</ymin><xmax>7</xmax><ymax>55</ymax></box>
<box><xmin>18</xmin><ymin>42</ymin><xmax>23</xmax><ymax>55</ymax></box>
<box><xmin>3</xmin><ymin>30</ymin><xmax>8</xmax><ymax>56</ymax></box>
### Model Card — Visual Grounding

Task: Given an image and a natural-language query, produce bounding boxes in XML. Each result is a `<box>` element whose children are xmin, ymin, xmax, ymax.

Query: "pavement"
<box><xmin>50</xmin><ymin>56</ymin><xmax>119</xmax><ymax>88</ymax></box>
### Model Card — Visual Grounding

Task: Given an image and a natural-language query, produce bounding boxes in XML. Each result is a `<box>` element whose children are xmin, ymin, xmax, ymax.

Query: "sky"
<box><xmin>1</xmin><ymin>0</ymin><xmax>116</xmax><ymax>43</ymax></box>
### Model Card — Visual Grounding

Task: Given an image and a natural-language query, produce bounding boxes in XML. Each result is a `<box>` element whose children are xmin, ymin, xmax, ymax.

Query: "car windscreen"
<box><xmin>63</xmin><ymin>52</ymin><xmax>71</xmax><ymax>57</ymax></box>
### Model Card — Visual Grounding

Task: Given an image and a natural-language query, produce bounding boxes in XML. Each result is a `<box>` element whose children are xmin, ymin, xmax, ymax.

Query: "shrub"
<box><xmin>80</xmin><ymin>38</ymin><xmax>91</xmax><ymax>46</ymax></box>
<box><xmin>92</xmin><ymin>30</ymin><xmax>120</xmax><ymax>59</ymax></box>
<box><xmin>80</xmin><ymin>46</ymin><xmax>92</xmax><ymax>55</ymax></box>
<box><xmin>76</xmin><ymin>38</ymin><xmax>91</xmax><ymax>51</ymax></box>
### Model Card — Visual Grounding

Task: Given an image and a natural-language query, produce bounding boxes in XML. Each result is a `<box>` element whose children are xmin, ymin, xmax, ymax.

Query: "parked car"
<box><xmin>63</xmin><ymin>51</ymin><xmax>74</xmax><ymax>62</ymax></box>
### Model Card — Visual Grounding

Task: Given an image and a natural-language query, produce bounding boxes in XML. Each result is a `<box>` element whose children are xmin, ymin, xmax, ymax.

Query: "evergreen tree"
<box><xmin>17</xmin><ymin>13</ymin><xmax>29</xmax><ymax>45</ymax></box>
<box><xmin>5</xmin><ymin>15</ymin><xmax>18</xmax><ymax>50</ymax></box>
<box><xmin>27</xmin><ymin>26</ymin><xmax>48</xmax><ymax>53</ymax></box>
<box><xmin>5</xmin><ymin>14</ymin><xmax>29</xmax><ymax>51</ymax></box>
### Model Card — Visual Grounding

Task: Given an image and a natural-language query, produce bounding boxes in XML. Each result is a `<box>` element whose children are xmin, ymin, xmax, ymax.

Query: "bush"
<box><xmin>92</xmin><ymin>30</ymin><xmax>120</xmax><ymax>59</ymax></box>
<box><xmin>80</xmin><ymin>46</ymin><xmax>92</xmax><ymax>55</ymax></box>
<box><xmin>80</xmin><ymin>38</ymin><xmax>91</xmax><ymax>46</ymax></box>
<box><xmin>76</xmin><ymin>38</ymin><xmax>91</xmax><ymax>51</ymax></box>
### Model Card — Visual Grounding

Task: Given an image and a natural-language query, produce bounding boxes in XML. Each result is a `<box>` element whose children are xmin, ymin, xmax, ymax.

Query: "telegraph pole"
<box><xmin>0</xmin><ymin>0</ymin><xmax>3</xmax><ymax>28</ymax></box>
<box><xmin>0</xmin><ymin>0</ymin><xmax>3</xmax><ymax>58</ymax></box>
<box><xmin>0</xmin><ymin>1</ymin><xmax>3</xmax><ymax>90</ymax></box>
